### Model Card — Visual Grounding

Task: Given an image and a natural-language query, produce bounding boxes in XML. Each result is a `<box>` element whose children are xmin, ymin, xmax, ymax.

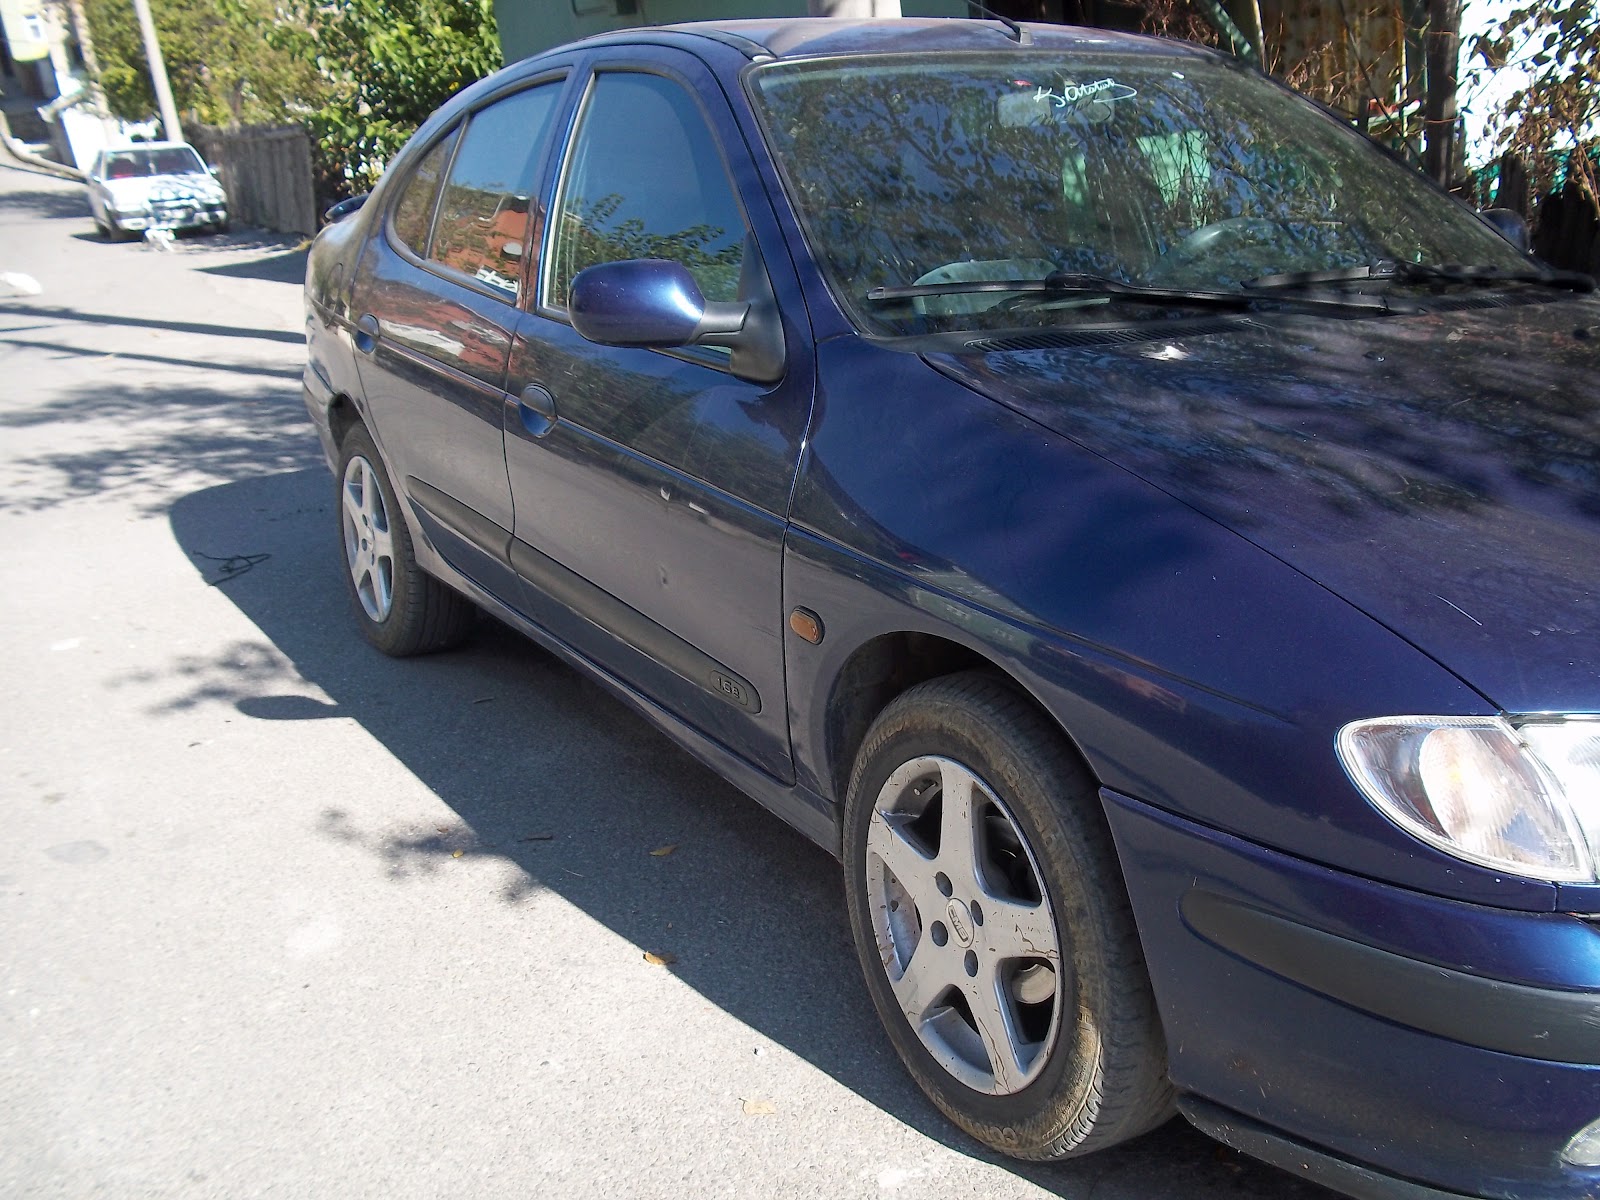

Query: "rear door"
<box><xmin>349</xmin><ymin>76</ymin><xmax>569</xmax><ymax>600</ymax></box>
<box><xmin>504</xmin><ymin>48</ymin><xmax>816</xmax><ymax>781</ymax></box>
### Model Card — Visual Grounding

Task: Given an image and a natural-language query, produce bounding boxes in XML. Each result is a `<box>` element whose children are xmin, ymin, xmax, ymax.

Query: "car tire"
<box><xmin>842</xmin><ymin>670</ymin><xmax>1173</xmax><ymax>1160</ymax></box>
<box><xmin>336</xmin><ymin>424</ymin><xmax>474</xmax><ymax>657</ymax></box>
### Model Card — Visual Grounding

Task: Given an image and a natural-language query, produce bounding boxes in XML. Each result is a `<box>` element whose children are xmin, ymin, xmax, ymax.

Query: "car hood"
<box><xmin>100</xmin><ymin>175</ymin><xmax>224</xmax><ymax>207</ymax></box>
<box><xmin>928</xmin><ymin>295</ymin><xmax>1600</xmax><ymax>714</ymax></box>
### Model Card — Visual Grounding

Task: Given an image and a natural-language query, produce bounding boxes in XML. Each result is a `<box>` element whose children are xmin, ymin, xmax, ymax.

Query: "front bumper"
<box><xmin>112</xmin><ymin>203</ymin><xmax>227</xmax><ymax>231</ymax></box>
<box><xmin>1103</xmin><ymin>788</ymin><xmax>1600</xmax><ymax>1200</ymax></box>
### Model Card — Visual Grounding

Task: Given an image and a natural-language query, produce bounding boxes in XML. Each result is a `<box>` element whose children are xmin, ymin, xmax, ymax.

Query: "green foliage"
<box><xmin>83</xmin><ymin>0</ymin><xmax>321</xmax><ymax>127</ymax></box>
<box><xmin>83</xmin><ymin>0</ymin><xmax>500</xmax><ymax>203</ymax></box>
<box><xmin>1470</xmin><ymin>0</ymin><xmax>1600</xmax><ymax>206</ymax></box>
<box><xmin>272</xmin><ymin>0</ymin><xmax>502</xmax><ymax>199</ymax></box>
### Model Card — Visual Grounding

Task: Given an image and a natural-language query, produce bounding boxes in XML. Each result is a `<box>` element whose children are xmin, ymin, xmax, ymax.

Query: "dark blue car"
<box><xmin>302</xmin><ymin>18</ymin><xmax>1600</xmax><ymax>1199</ymax></box>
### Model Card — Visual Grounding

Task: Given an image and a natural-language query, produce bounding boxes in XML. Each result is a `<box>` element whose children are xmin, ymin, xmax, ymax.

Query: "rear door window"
<box><xmin>387</xmin><ymin>84</ymin><xmax>564</xmax><ymax>299</ymax></box>
<box><xmin>390</xmin><ymin>127</ymin><xmax>459</xmax><ymax>258</ymax></box>
<box><xmin>427</xmin><ymin>84</ymin><xmax>563</xmax><ymax>301</ymax></box>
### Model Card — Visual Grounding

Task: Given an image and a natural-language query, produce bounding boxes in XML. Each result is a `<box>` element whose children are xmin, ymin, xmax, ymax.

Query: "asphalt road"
<box><xmin>0</xmin><ymin>157</ymin><xmax>1341</xmax><ymax>1200</ymax></box>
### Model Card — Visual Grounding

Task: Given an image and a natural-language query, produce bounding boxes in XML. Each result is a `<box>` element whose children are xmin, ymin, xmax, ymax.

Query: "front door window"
<box><xmin>546</xmin><ymin>72</ymin><xmax>746</xmax><ymax>312</ymax></box>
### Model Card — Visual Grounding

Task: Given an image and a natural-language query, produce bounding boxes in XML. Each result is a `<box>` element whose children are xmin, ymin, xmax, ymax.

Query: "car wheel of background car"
<box><xmin>843</xmin><ymin>670</ymin><xmax>1173</xmax><ymax>1160</ymax></box>
<box><xmin>336</xmin><ymin>424</ymin><xmax>473</xmax><ymax>657</ymax></box>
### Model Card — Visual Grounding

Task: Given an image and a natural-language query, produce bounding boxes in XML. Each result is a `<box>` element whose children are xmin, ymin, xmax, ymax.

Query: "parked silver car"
<box><xmin>85</xmin><ymin>142</ymin><xmax>229</xmax><ymax>239</ymax></box>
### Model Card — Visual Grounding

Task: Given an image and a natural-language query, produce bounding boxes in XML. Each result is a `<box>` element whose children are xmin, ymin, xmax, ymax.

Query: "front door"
<box><xmin>505</xmin><ymin>53</ymin><xmax>815</xmax><ymax>782</ymax></box>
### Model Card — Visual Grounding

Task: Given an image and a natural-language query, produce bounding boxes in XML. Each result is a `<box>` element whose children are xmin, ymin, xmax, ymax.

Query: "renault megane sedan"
<box><xmin>302</xmin><ymin>19</ymin><xmax>1600</xmax><ymax>1199</ymax></box>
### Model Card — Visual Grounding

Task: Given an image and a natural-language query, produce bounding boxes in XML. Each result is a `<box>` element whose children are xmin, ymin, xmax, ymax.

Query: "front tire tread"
<box><xmin>844</xmin><ymin>670</ymin><xmax>1174</xmax><ymax>1161</ymax></box>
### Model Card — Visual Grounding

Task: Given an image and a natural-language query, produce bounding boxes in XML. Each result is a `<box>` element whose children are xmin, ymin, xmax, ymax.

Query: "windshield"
<box><xmin>749</xmin><ymin>52</ymin><xmax>1529</xmax><ymax>334</ymax></box>
<box><xmin>103</xmin><ymin>146</ymin><xmax>207</xmax><ymax>180</ymax></box>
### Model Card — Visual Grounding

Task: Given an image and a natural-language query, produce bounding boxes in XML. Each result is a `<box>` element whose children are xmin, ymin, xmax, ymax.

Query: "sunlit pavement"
<box><xmin>0</xmin><ymin>157</ymin><xmax>1339</xmax><ymax>1200</ymax></box>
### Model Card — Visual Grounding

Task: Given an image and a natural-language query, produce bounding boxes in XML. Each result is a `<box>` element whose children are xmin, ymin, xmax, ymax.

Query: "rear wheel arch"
<box><xmin>327</xmin><ymin>392</ymin><xmax>360</xmax><ymax>452</ymax></box>
<box><xmin>335</xmin><ymin>422</ymin><xmax>473</xmax><ymax>656</ymax></box>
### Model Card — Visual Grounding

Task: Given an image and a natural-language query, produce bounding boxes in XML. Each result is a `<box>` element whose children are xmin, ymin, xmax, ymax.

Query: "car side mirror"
<box><xmin>322</xmin><ymin>193</ymin><xmax>370</xmax><ymax>227</ymax></box>
<box><xmin>568</xmin><ymin>253</ymin><xmax>785</xmax><ymax>385</ymax></box>
<box><xmin>1480</xmin><ymin>207</ymin><xmax>1530</xmax><ymax>254</ymax></box>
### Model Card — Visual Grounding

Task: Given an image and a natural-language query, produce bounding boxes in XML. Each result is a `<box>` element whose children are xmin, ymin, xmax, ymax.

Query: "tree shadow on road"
<box><xmin>163</xmin><ymin>465</ymin><xmax>1339</xmax><ymax>1200</ymax></box>
<box><xmin>2</xmin><ymin>334</ymin><xmax>302</xmax><ymax>380</ymax></box>
<box><xmin>195</xmin><ymin>246</ymin><xmax>310</xmax><ymax>285</ymax></box>
<box><xmin>0</xmin><ymin>300</ymin><xmax>304</xmax><ymax>344</ymax></box>
<box><xmin>0</xmin><ymin>376</ymin><xmax>318</xmax><ymax>515</ymax></box>
<box><xmin>2</xmin><ymin>187</ymin><xmax>88</xmax><ymax>220</ymax></box>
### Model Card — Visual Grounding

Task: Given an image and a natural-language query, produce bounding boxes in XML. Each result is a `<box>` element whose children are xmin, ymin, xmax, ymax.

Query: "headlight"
<box><xmin>1566</xmin><ymin>1114</ymin><xmax>1600</xmax><ymax>1167</ymax></box>
<box><xmin>1337</xmin><ymin>715</ymin><xmax>1600</xmax><ymax>882</ymax></box>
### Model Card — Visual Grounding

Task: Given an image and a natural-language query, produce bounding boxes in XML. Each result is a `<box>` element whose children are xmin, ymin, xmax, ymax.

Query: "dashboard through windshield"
<box><xmin>749</xmin><ymin>52</ymin><xmax>1528</xmax><ymax>335</ymax></box>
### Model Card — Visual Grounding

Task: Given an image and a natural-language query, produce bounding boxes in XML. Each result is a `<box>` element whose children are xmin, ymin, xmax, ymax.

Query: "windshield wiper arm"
<box><xmin>866</xmin><ymin>271</ymin><xmax>1388</xmax><ymax>312</ymax></box>
<box><xmin>1247</xmin><ymin>261</ymin><xmax>1596</xmax><ymax>293</ymax></box>
<box><xmin>866</xmin><ymin>272</ymin><xmax>1249</xmax><ymax>305</ymax></box>
<box><xmin>1391</xmin><ymin>261</ymin><xmax>1595</xmax><ymax>291</ymax></box>
<box><xmin>1244</xmin><ymin>264</ymin><xmax>1394</xmax><ymax>289</ymax></box>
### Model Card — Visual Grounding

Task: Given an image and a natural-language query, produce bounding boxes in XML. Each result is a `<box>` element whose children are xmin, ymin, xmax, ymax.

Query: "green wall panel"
<box><xmin>496</xmin><ymin>0</ymin><xmax>968</xmax><ymax>63</ymax></box>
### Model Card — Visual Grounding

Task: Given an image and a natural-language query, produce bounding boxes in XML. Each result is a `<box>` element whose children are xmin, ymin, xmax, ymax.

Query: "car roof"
<box><xmin>584</xmin><ymin>17</ymin><xmax>1216</xmax><ymax>61</ymax></box>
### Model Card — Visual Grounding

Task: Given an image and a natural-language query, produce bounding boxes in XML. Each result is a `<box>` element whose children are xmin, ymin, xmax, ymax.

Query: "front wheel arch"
<box><xmin>821</xmin><ymin>631</ymin><xmax>1098</xmax><ymax>810</ymax></box>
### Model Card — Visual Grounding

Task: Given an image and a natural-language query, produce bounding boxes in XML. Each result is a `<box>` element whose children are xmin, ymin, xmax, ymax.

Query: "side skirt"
<box><xmin>410</xmin><ymin>531</ymin><xmax>841</xmax><ymax>858</ymax></box>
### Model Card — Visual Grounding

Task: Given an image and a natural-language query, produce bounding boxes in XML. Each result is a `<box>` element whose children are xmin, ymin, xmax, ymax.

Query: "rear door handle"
<box><xmin>354</xmin><ymin>313</ymin><xmax>379</xmax><ymax>354</ymax></box>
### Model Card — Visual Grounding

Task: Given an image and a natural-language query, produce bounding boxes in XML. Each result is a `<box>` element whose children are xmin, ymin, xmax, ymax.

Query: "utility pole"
<box><xmin>129</xmin><ymin>0</ymin><xmax>181</xmax><ymax>142</ymax></box>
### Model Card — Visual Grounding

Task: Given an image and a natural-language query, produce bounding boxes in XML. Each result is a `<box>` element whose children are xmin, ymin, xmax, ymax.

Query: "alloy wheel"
<box><xmin>341</xmin><ymin>454</ymin><xmax>395</xmax><ymax>623</ymax></box>
<box><xmin>865</xmin><ymin>754</ymin><xmax>1065</xmax><ymax>1095</ymax></box>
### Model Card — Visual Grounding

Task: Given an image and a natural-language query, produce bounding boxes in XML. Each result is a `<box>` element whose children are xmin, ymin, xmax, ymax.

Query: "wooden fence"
<box><xmin>1489</xmin><ymin>152</ymin><xmax>1600</xmax><ymax>276</ymax></box>
<box><xmin>191</xmin><ymin>124</ymin><xmax>318</xmax><ymax>236</ymax></box>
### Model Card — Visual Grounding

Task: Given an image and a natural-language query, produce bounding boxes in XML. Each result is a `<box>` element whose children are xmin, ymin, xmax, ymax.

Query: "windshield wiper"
<box><xmin>866</xmin><ymin>270</ymin><xmax>1390</xmax><ymax>313</ymax></box>
<box><xmin>1246</xmin><ymin>261</ymin><xmax>1596</xmax><ymax>293</ymax></box>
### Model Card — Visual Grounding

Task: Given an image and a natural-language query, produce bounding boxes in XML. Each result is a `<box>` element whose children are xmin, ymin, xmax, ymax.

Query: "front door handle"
<box><xmin>514</xmin><ymin>383</ymin><xmax>557</xmax><ymax>438</ymax></box>
<box><xmin>354</xmin><ymin>313</ymin><xmax>379</xmax><ymax>354</ymax></box>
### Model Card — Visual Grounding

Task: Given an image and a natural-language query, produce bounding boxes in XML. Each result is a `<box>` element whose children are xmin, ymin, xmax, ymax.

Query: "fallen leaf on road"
<box><xmin>451</xmin><ymin>850</ymin><xmax>464</xmax><ymax>858</ymax></box>
<box><xmin>741</xmin><ymin>1098</ymin><xmax>777</xmax><ymax>1116</ymax></box>
<box><xmin>649</xmin><ymin>844</ymin><xmax>678</xmax><ymax>857</ymax></box>
<box><xmin>643</xmin><ymin>951</ymin><xmax>677</xmax><ymax>966</ymax></box>
<box><xmin>435</xmin><ymin>824</ymin><xmax>453</xmax><ymax>833</ymax></box>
